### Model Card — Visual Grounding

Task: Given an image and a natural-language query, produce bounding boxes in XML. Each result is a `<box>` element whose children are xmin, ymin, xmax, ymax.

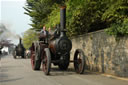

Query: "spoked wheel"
<box><xmin>31</xmin><ymin>50</ymin><xmax>35</xmax><ymax>69</ymax></box>
<box><xmin>31</xmin><ymin>43</ymin><xmax>41</xmax><ymax>70</ymax></box>
<box><xmin>74</xmin><ymin>49</ymin><xmax>85</xmax><ymax>74</ymax></box>
<box><xmin>42</xmin><ymin>48</ymin><xmax>51</xmax><ymax>75</ymax></box>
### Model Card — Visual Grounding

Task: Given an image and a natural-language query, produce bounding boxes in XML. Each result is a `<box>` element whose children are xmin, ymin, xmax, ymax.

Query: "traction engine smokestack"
<box><xmin>19</xmin><ymin>38</ymin><xmax>22</xmax><ymax>45</ymax></box>
<box><xmin>60</xmin><ymin>6</ymin><xmax>66</xmax><ymax>36</ymax></box>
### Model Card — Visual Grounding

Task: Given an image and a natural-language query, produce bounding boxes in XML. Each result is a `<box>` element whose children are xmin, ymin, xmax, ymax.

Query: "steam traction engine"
<box><xmin>30</xmin><ymin>6</ymin><xmax>85</xmax><ymax>75</ymax></box>
<box><xmin>13</xmin><ymin>38</ymin><xmax>25</xmax><ymax>59</ymax></box>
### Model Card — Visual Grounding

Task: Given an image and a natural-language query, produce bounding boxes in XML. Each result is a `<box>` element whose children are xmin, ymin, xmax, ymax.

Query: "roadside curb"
<box><xmin>85</xmin><ymin>71</ymin><xmax>128</xmax><ymax>81</ymax></box>
<box><xmin>101</xmin><ymin>74</ymin><xmax>128</xmax><ymax>81</ymax></box>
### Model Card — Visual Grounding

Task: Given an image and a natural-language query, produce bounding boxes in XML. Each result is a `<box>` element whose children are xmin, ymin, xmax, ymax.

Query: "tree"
<box><xmin>22</xmin><ymin>29</ymin><xmax>38</xmax><ymax>49</ymax></box>
<box><xmin>24</xmin><ymin>0</ymin><xmax>64</xmax><ymax>30</ymax></box>
<box><xmin>24</xmin><ymin>0</ymin><xmax>128</xmax><ymax>37</ymax></box>
<box><xmin>102</xmin><ymin>0</ymin><xmax>128</xmax><ymax>36</ymax></box>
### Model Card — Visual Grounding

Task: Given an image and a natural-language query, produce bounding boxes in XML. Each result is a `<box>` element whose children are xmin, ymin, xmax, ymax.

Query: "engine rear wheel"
<box><xmin>74</xmin><ymin>49</ymin><xmax>85</xmax><ymax>74</ymax></box>
<box><xmin>42</xmin><ymin>48</ymin><xmax>51</xmax><ymax>75</ymax></box>
<box><xmin>31</xmin><ymin>44</ymin><xmax>41</xmax><ymax>70</ymax></box>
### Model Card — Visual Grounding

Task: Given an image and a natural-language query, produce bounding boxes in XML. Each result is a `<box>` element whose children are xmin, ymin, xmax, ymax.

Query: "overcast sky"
<box><xmin>0</xmin><ymin>0</ymin><xmax>31</xmax><ymax>35</ymax></box>
<box><xmin>0</xmin><ymin>0</ymin><xmax>31</xmax><ymax>44</ymax></box>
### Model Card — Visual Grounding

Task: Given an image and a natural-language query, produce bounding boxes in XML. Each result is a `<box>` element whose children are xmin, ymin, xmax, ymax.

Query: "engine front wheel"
<box><xmin>58</xmin><ymin>63</ymin><xmax>69</xmax><ymax>71</ymax></box>
<box><xmin>74</xmin><ymin>49</ymin><xmax>85</xmax><ymax>74</ymax></box>
<box><xmin>58</xmin><ymin>54</ymin><xmax>70</xmax><ymax>70</ymax></box>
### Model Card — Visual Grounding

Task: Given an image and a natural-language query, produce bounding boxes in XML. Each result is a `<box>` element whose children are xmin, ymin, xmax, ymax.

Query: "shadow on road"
<box><xmin>49</xmin><ymin>68</ymin><xmax>76</xmax><ymax>76</ymax></box>
<box><xmin>0</xmin><ymin>77</ymin><xmax>23</xmax><ymax>82</ymax></box>
<box><xmin>38</xmin><ymin>66</ymin><xmax>100</xmax><ymax>76</ymax></box>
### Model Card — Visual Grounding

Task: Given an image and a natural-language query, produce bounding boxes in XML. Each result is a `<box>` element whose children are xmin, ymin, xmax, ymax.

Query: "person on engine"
<box><xmin>39</xmin><ymin>26</ymin><xmax>49</xmax><ymax>43</ymax></box>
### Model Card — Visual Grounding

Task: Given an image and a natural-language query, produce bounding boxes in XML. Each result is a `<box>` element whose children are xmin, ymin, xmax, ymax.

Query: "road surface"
<box><xmin>0</xmin><ymin>55</ymin><xmax>128</xmax><ymax>85</ymax></box>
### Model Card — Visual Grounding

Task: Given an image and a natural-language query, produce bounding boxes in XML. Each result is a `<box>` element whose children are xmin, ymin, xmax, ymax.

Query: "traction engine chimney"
<box><xmin>60</xmin><ymin>6</ymin><xmax>66</xmax><ymax>36</ymax></box>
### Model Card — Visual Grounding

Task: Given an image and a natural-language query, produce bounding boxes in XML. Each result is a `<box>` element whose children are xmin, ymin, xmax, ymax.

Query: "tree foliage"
<box><xmin>24</xmin><ymin>0</ymin><xmax>64</xmax><ymax>30</ymax></box>
<box><xmin>23</xmin><ymin>0</ymin><xmax>128</xmax><ymax>48</ymax></box>
<box><xmin>102</xmin><ymin>0</ymin><xmax>128</xmax><ymax>36</ymax></box>
<box><xmin>24</xmin><ymin>0</ymin><xmax>128</xmax><ymax>36</ymax></box>
<box><xmin>22</xmin><ymin>29</ymin><xmax>38</xmax><ymax>49</ymax></box>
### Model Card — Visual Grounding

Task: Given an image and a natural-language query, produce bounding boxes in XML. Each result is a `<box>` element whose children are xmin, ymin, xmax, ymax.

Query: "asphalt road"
<box><xmin>0</xmin><ymin>55</ymin><xmax>128</xmax><ymax>85</ymax></box>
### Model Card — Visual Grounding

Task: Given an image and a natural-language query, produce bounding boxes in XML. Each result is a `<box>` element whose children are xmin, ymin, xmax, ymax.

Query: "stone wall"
<box><xmin>71</xmin><ymin>30</ymin><xmax>128</xmax><ymax>77</ymax></box>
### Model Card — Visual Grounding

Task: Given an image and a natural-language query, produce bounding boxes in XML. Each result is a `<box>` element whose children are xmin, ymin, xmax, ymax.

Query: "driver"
<box><xmin>39</xmin><ymin>26</ymin><xmax>49</xmax><ymax>43</ymax></box>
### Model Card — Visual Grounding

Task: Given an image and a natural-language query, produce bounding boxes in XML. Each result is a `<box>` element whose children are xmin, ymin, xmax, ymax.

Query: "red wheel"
<box><xmin>30</xmin><ymin>44</ymin><xmax>41</xmax><ymax>70</ymax></box>
<box><xmin>74</xmin><ymin>49</ymin><xmax>85</xmax><ymax>74</ymax></box>
<box><xmin>31</xmin><ymin>48</ymin><xmax>35</xmax><ymax>70</ymax></box>
<box><xmin>42</xmin><ymin>48</ymin><xmax>51</xmax><ymax>75</ymax></box>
